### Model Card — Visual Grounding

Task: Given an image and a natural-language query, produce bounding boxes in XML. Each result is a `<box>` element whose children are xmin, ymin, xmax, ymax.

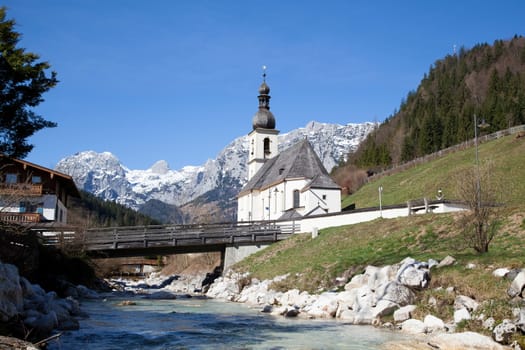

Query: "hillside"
<box><xmin>341</xmin><ymin>36</ymin><xmax>525</xmax><ymax>173</ymax></box>
<box><xmin>234</xmin><ymin>133</ymin><xmax>525</xmax><ymax>337</ymax></box>
<box><xmin>343</xmin><ymin>130</ymin><xmax>525</xmax><ymax>209</ymax></box>
<box><xmin>68</xmin><ymin>190</ymin><xmax>159</xmax><ymax>227</ymax></box>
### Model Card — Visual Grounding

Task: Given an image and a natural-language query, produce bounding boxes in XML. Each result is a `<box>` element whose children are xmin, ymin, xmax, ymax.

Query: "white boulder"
<box><xmin>437</xmin><ymin>255</ymin><xmax>456</xmax><ymax>268</ymax></box>
<box><xmin>0</xmin><ymin>263</ymin><xmax>23</xmax><ymax>322</ymax></box>
<box><xmin>424</xmin><ymin>314</ymin><xmax>445</xmax><ymax>333</ymax></box>
<box><xmin>507</xmin><ymin>270</ymin><xmax>525</xmax><ymax>298</ymax></box>
<box><xmin>400</xmin><ymin>318</ymin><xmax>427</xmax><ymax>334</ymax></box>
<box><xmin>454</xmin><ymin>295</ymin><xmax>479</xmax><ymax>312</ymax></box>
<box><xmin>396</xmin><ymin>258</ymin><xmax>431</xmax><ymax>290</ymax></box>
<box><xmin>493</xmin><ymin>268</ymin><xmax>510</xmax><ymax>278</ymax></box>
<box><xmin>454</xmin><ymin>307</ymin><xmax>471</xmax><ymax>324</ymax></box>
<box><xmin>492</xmin><ymin>319</ymin><xmax>517</xmax><ymax>345</ymax></box>
<box><xmin>393</xmin><ymin>305</ymin><xmax>416</xmax><ymax>322</ymax></box>
<box><xmin>432</xmin><ymin>332</ymin><xmax>507</xmax><ymax>350</ymax></box>
<box><xmin>304</xmin><ymin>292</ymin><xmax>338</xmax><ymax>318</ymax></box>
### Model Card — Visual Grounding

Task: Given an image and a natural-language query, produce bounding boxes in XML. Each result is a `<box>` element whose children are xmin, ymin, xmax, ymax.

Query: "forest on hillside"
<box><xmin>333</xmin><ymin>36</ymin><xmax>525</xmax><ymax>192</ymax></box>
<box><xmin>68</xmin><ymin>190</ymin><xmax>159</xmax><ymax>227</ymax></box>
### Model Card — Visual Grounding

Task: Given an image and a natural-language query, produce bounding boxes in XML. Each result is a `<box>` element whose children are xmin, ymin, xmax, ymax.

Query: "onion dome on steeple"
<box><xmin>252</xmin><ymin>66</ymin><xmax>276</xmax><ymax>130</ymax></box>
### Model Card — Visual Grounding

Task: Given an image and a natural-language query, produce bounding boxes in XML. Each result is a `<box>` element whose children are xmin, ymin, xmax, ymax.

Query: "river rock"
<box><xmin>0</xmin><ymin>263</ymin><xmax>23</xmax><ymax>322</ymax></box>
<box><xmin>466</xmin><ymin>263</ymin><xmax>477</xmax><ymax>269</ymax></box>
<box><xmin>430</xmin><ymin>331</ymin><xmax>507</xmax><ymax>350</ymax></box>
<box><xmin>77</xmin><ymin>284</ymin><xmax>100</xmax><ymax>299</ymax></box>
<box><xmin>396</xmin><ymin>258</ymin><xmax>430</xmax><ymax>290</ymax></box>
<box><xmin>205</xmin><ymin>274</ymin><xmax>244</xmax><ymax>301</ymax></box>
<box><xmin>294</xmin><ymin>291</ymin><xmax>317</xmax><ymax>309</ymax></box>
<box><xmin>393</xmin><ymin>305</ymin><xmax>416</xmax><ymax>322</ymax></box>
<box><xmin>454</xmin><ymin>307</ymin><xmax>471</xmax><ymax>323</ymax></box>
<box><xmin>304</xmin><ymin>292</ymin><xmax>338</xmax><ymax>318</ymax></box>
<box><xmin>23</xmin><ymin>309</ymin><xmax>58</xmax><ymax>335</ymax></box>
<box><xmin>437</xmin><ymin>255</ymin><xmax>456</xmax><ymax>268</ymax></box>
<box><xmin>261</xmin><ymin>304</ymin><xmax>272</xmax><ymax>313</ymax></box>
<box><xmin>484</xmin><ymin>317</ymin><xmax>496</xmax><ymax>330</ymax></box>
<box><xmin>506</xmin><ymin>269</ymin><xmax>522</xmax><ymax>281</ymax></box>
<box><xmin>284</xmin><ymin>307</ymin><xmax>300</xmax><ymax>317</ymax></box>
<box><xmin>277</xmin><ymin>288</ymin><xmax>300</xmax><ymax>306</ymax></box>
<box><xmin>516</xmin><ymin>308</ymin><xmax>525</xmax><ymax>333</ymax></box>
<box><xmin>427</xmin><ymin>259</ymin><xmax>439</xmax><ymax>269</ymax></box>
<box><xmin>493</xmin><ymin>319</ymin><xmax>517</xmax><ymax>344</ymax></box>
<box><xmin>336</xmin><ymin>308</ymin><xmax>355</xmax><ymax>321</ymax></box>
<box><xmin>507</xmin><ymin>270</ymin><xmax>525</xmax><ymax>298</ymax></box>
<box><xmin>377</xmin><ymin>281</ymin><xmax>415</xmax><ymax>306</ymax></box>
<box><xmin>0</xmin><ymin>336</ymin><xmax>39</xmax><ymax>350</ymax></box>
<box><xmin>237</xmin><ymin>279</ymin><xmax>273</xmax><ymax>305</ymax></box>
<box><xmin>454</xmin><ymin>295</ymin><xmax>479</xmax><ymax>312</ymax></box>
<box><xmin>493</xmin><ymin>268</ymin><xmax>510</xmax><ymax>278</ymax></box>
<box><xmin>424</xmin><ymin>314</ymin><xmax>445</xmax><ymax>333</ymax></box>
<box><xmin>344</xmin><ymin>273</ymin><xmax>367</xmax><ymax>291</ymax></box>
<box><xmin>400</xmin><ymin>318</ymin><xmax>427</xmax><ymax>334</ymax></box>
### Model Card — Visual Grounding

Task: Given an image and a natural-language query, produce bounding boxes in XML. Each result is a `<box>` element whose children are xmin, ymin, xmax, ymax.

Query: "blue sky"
<box><xmin>4</xmin><ymin>1</ymin><xmax>525</xmax><ymax>170</ymax></box>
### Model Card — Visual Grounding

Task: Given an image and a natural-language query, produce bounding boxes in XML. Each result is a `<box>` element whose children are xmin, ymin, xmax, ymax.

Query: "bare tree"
<box><xmin>454</xmin><ymin>160</ymin><xmax>503</xmax><ymax>253</ymax></box>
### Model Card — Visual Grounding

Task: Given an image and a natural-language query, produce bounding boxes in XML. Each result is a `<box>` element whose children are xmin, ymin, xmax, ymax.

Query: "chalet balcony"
<box><xmin>0</xmin><ymin>212</ymin><xmax>41</xmax><ymax>223</ymax></box>
<box><xmin>0</xmin><ymin>183</ymin><xmax>43</xmax><ymax>196</ymax></box>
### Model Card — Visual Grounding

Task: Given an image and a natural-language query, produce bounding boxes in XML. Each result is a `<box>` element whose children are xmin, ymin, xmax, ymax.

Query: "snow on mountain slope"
<box><xmin>55</xmin><ymin>121</ymin><xmax>376</xmax><ymax>210</ymax></box>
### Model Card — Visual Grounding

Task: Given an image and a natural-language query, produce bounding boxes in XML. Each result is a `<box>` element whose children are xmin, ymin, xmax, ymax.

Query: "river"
<box><xmin>47</xmin><ymin>293</ymin><xmax>410</xmax><ymax>349</ymax></box>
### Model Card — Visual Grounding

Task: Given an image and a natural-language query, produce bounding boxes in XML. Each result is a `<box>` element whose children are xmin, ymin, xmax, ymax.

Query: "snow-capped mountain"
<box><xmin>55</xmin><ymin>121</ymin><xmax>376</xmax><ymax>211</ymax></box>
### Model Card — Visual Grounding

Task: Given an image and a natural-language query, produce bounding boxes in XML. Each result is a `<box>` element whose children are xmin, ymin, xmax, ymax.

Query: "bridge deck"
<box><xmin>33</xmin><ymin>221</ymin><xmax>298</xmax><ymax>257</ymax></box>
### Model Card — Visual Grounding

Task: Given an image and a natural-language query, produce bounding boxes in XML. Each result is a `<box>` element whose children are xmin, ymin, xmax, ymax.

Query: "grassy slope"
<box><xmin>342</xmin><ymin>134</ymin><xmax>525</xmax><ymax>209</ymax></box>
<box><xmin>234</xmin><ymin>134</ymin><xmax>525</xmax><ymax>334</ymax></box>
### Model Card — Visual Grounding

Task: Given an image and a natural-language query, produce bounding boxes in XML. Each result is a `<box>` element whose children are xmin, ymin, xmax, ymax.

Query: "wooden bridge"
<box><xmin>33</xmin><ymin>221</ymin><xmax>298</xmax><ymax>259</ymax></box>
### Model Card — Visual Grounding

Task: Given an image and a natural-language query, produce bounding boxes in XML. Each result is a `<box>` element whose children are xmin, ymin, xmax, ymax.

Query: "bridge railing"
<box><xmin>31</xmin><ymin>220</ymin><xmax>300</xmax><ymax>252</ymax></box>
<box><xmin>81</xmin><ymin>221</ymin><xmax>298</xmax><ymax>251</ymax></box>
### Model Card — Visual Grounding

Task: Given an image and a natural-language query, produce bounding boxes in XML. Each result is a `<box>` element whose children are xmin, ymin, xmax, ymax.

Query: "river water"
<box><xmin>48</xmin><ymin>293</ymin><xmax>410</xmax><ymax>350</ymax></box>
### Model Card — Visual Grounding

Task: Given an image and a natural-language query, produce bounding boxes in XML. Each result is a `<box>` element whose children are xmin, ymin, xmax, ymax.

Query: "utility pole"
<box><xmin>378</xmin><ymin>185</ymin><xmax>383</xmax><ymax>218</ymax></box>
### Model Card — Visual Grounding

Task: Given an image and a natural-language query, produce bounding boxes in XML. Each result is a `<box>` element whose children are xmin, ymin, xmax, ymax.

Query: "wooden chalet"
<box><xmin>0</xmin><ymin>155</ymin><xmax>80</xmax><ymax>225</ymax></box>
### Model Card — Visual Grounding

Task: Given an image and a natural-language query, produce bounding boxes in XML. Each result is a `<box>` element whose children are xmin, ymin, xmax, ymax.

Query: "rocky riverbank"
<box><xmin>4</xmin><ymin>253</ymin><xmax>525</xmax><ymax>349</ymax></box>
<box><xmin>205</xmin><ymin>256</ymin><xmax>525</xmax><ymax>349</ymax></box>
<box><xmin>0</xmin><ymin>260</ymin><xmax>100</xmax><ymax>347</ymax></box>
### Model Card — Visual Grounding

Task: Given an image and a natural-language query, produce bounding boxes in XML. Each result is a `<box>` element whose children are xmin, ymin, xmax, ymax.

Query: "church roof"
<box><xmin>239</xmin><ymin>139</ymin><xmax>340</xmax><ymax>196</ymax></box>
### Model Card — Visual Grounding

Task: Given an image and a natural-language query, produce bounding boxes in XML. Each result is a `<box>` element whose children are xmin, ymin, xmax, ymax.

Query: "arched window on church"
<box><xmin>263</xmin><ymin>138</ymin><xmax>270</xmax><ymax>156</ymax></box>
<box><xmin>293</xmin><ymin>189</ymin><xmax>300</xmax><ymax>208</ymax></box>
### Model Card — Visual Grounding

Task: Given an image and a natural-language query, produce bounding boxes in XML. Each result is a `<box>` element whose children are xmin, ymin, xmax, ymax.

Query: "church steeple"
<box><xmin>252</xmin><ymin>66</ymin><xmax>276</xmax><ymax>130</ymax></box>
<box><xmin>247</xmin><ymin>67</ymin><xmax>280</xmax><ymax>181</ymax></box>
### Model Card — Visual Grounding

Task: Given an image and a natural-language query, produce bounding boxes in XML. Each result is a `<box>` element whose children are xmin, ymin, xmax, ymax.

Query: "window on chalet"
<box><xmin>293</xmin><ymin>189</ymin><xmax>300</xmax><ymax>208</ymax></box>
<box><xmin>32</xmin><ymin>176</ymin><xmax>42</xmax><ymax>184</ymax></box>
<box><xmin>5</xmin><ymin>173</ymin><xmax>17</xmax><ymax>184</ymax></box>
<box><xmin>20</xmin><ymin>201</ymin><xmax>37</xmax><ymax>213</ymax></box>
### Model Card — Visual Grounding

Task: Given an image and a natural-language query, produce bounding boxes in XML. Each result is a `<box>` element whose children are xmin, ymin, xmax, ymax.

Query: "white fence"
<box><xmin>276</xmin><ymin>200</ymin><xmax>468</xmax><ymax>235</ymax></box>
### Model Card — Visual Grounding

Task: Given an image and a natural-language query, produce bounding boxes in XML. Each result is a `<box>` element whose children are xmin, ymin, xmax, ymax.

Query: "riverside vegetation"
<box><xmin>230</xmin><ymin>132</ymin><xmax>525</xmax><ymax>346</ymax></box>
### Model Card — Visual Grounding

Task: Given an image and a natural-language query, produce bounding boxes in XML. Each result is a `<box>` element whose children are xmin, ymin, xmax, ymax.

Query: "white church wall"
<box><xmin>304</xmin><ymin>188</ymin><xmax>341</xmax><ymax>214</ymax></box>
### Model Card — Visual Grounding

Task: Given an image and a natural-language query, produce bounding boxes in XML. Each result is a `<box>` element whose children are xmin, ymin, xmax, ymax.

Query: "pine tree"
<box><xmin>0</xmin><ymin>7</ymin><xmax>58</xmax><ymax>158</ymax></box>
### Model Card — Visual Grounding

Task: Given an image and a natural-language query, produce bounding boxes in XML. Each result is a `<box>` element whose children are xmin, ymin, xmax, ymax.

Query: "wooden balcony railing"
<box><xmin>0</xmin><ymin>183</ymin><xmax>43</xmax><ymax>196</ymax></box>
<box><xmin>0</xmin><ymin>212</ymin><xmax>41</xmax><ymax>223</ymax></box>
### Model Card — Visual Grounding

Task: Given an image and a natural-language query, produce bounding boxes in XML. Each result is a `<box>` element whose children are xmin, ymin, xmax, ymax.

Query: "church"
<box><xmin>237</xmin><ymin>74</ymin><xmax>341</xmax><ymax>222</ymax></box>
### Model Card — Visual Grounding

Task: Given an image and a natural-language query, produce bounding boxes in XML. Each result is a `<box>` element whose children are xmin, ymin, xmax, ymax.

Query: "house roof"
<box><xmin>239</xmin><ymin>139</ymin><xmax>340</xmax><ymax>196</ymax></box>
<box><xmin>0</xmin><ymin>154</ymin><xmax>80</xmax><ymax>197</ymax></box>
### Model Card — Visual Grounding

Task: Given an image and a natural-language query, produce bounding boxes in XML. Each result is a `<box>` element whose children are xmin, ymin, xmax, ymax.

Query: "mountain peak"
<box><xmin>56</xmin><ymin>121</ymin><xmax>376</xmax><ymax>220</ymax></box>
<box><xmin>150</xmin><ymin>160</ymin><xmax>170</xmax><ymax>174</ymax></box>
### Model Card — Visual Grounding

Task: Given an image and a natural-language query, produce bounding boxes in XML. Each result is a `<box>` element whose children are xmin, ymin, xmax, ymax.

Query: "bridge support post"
<box><xmin>223</xmin><ymin>243</ymin><xmax>272</xmax><ymax>270</ymax></box>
